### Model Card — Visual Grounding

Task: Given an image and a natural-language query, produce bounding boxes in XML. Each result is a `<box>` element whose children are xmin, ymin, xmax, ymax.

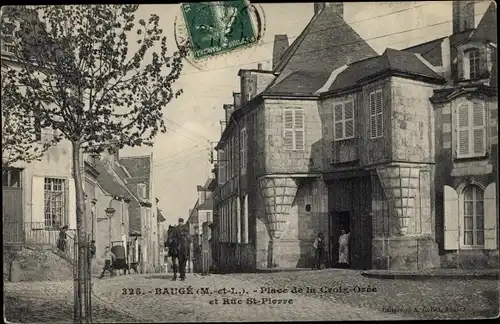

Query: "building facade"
<box><xmin>211</xmin><ymin>1</ymin><xmax>498</xmax><ymax>271</ymax></box>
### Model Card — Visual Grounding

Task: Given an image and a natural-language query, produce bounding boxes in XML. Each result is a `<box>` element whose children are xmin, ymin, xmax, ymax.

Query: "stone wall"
<box><xmin>263</xmin><ymin>99</ymin><xmax>321</xmax><ymax>174</ymax></box>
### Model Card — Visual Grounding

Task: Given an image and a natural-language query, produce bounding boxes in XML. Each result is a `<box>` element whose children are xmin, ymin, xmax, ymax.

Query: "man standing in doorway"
<box><xmin>312</xmin><ymin>232</ymin><xmax>325</xmax><ymax>270</ymax></box>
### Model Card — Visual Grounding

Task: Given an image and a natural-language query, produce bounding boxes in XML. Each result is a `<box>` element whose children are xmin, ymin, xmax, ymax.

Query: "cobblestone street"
<box><xmin>4</xmin><ymin>269</ymin><xmax>498</xmax><ymax>322</ymax></box>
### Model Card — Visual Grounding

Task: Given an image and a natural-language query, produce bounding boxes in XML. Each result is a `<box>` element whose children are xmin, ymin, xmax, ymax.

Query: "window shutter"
<box><xmin>458</xmin><ymin>51</ymin><xmax>465</xmax><ymax>80</ymax></box>
<box><xmin>376</xmin><ymin>90</ymin><xmax>383</xmax><ymax>137</ymax></box>
<box><xmin>218</xmin><ymin>150</ymin><xmax>226</xmax><ymax>185</ymax></box>
<box><xmin>472</xmin><ymin>101</ymin><xmax>486</xmax><ymax>155</ymax></box>
<box><xmin>484</xmin><ymin>183</ymin><xmax>497</xmax><ymax>250</ymax></box>
<box><xmin>284</xmin><ymin>110</ymin><xmax>294</xmax><ymax>150</ymax></box>
<box><xmin>32</xmin><ymin>176</ymin><xmax>45</xmax><ymax>224</ymax></box>
<box><xmin>345</xmin><ymin>101</ymin><xmax>354</xmax><ymax>138</ymax></box>
<box><xmin>478</xmin><ymin>47</ymin><xmax>488</xmax><ymax>78</ymax></box>
<box><xmin>68</xmin><ymin>178</ymin><xmax>77</xmax><ymax>230</ymax></box>
<box><xmin>294</xmin><ymin>109</ymin><xmax>304</xmax><ymax>150</ymax></box>
<box><xmin>240</xmin><ymin>129</ymin><xmax>247</xmax><ymax>173</ymax></box>
<box><xmin>243</xmin><ymin>195</ymin><xmax>249</xmax><ymax>244</ymax></box>
<box><xmin>370</xmin><ymin>92</ymin><xmax>377</xmax><ymax>138</ymax></box>
<box><xmin>457</xmin><ymin>103</ymin><xmax>470</xmax><ymax>156</ymax></box>
<box><xmin>444</xmin><ymin>185</ymin><xmax>459</xmax><ymax>250</ymax></box>
<box><xmin>334</xmin><ymin>104</ymin><xmax>343</xmax><ymax>139</ymax></box>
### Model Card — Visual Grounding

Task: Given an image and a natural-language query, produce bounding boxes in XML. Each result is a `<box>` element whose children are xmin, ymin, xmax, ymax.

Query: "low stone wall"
<box><xmin>440</xmin><ymin>250</ymin><xmax>499</xmax><ymax>269</ymax></box>
<box><xmin>4</xmin><ymin>246</ymin><xmax>73</xmax><ymax>282</ymax></box>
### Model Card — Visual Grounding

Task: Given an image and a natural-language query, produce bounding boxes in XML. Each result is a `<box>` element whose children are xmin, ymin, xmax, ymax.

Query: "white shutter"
<box><xmin>32</xmin><ymin>176</ymin><xmax>45</xmax><ymax>224</ymax></box>
<box><xmin>457</xmin><ymin>103</ymin><xmax>470</xmax><ymax>157</ymax></box>
<box><xmin>472</xmin><ymin>101</ymin><xmax>486</xmax><ymax>155</ymax></box>
<box><xmin>284</xmin><ymin>109</ymin><xmax>294</xmax><ymax>150</ymax></box>
<box><xmin>294</xmin><ymin>109</ymin><xmax>305</xmax><ymax>150</ymax></box>
<box><xmin>369</xmin><ymin>92</ymin><xmax>377</xmax><ymax>138</ymax></box>
<box><xmin>218</xmin><ymin>149</ymin><xmax>226</xmax><ymax>185</ymax></box>
<box><xmin>344</xmin><ymin>101</ymin><xmax>354</xmax><ymax>139</ymax></box>
<box><xmin>463</xmin><ymin>51</ymin><xmax>471</xmax><ymax>79</ymax></box>
<box><xmin>68</xmin><ymin>178</ymin><xmax>77</xmax><ymax>230</ymax></box>
<box><xmin>334</xmin><ymin>104</ymin><xmax>343</xmax><ymax>140</ymax></box>
<box><xmin>240</xmin><ymin>128</ymin><xmax>247</xmax><ymax>174</ymax></box>
<box><xmin>236</xmin><ymin>196</ymin><xmax>241</xmax><ymax>243</ymax></box>
<box><xmin>484</xmin><ymin>183</ymin><xmax>497</xmax><ymax>250</ymax></box>
<box><xmin>444</xmin><ymin>185</ymin><xmax>460</xmax><ymax>250</ymax></box>
<box><xmin>376</xmin><ymin>90</ymin><xmax>383</xmax><ymax>137</ymax></box>
<box><xmin>244</xmin><ymin>195</ymin><xmax>249</xmax><ymax>244</ymax></box>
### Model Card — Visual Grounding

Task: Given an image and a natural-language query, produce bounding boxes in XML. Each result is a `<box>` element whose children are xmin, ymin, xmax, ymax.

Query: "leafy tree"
<box><xmin>1</xmin><ymin>4</ymin><xmax>187</xmax><ymax>319</ymax></box>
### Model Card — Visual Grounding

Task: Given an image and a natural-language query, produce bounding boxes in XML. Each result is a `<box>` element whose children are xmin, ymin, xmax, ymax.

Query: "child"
<box><xmin>312</xmin><ymin>232</ymin><xmax>325</xmax><ymax>270</ymax></box>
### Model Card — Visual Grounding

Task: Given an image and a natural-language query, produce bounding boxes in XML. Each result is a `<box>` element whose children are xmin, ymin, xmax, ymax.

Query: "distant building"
<box><xmin>187</xmin><ymin>179</ymin><xmax>214</xmax><ymax>273</ymax></box>
<box><xmin>210</xmin><ymin>1</ymin><xmax>498</xmax><ymax>271</ymax></box>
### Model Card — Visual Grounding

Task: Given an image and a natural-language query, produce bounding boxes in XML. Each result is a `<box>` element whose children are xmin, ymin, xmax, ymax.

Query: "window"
<box><xmin>137</xmin><ymin>183</ymin><xmax>147</xmax><ymax>199</ymax></box>
<box><xmin>283</xmin><ymin>108</ymin><xmax>305</xmax><ymax>150</ymax></box>
<box><xmin>231</xmin><ymin>136</ymin><xmax>236</xmax><ymax>178</ymax></box>
<box><xmin>456</xmin><ymin>100</ymin><xmax>486</xmax><ymax>158</ymax></box>
<box><xmin>462</xmin><ymin>185</ymin><xmax>484</xmax><ymax>246</ymax></box>
<box><xmin>218</xmin><ymin>148</ymin><xmax>226</xmax><ymax>185</ymax></box>
<box><xmin>464</xmin><ymin>49</ymin><xmax>480</xmax><ymax>80</ymax></box>
<box><xmin>369</xmin><ymin>89</ymin><xmax>383</xmax><ymax>138</ymax></box>
<box><xmin>44</xmin><ymin>178</ymin><xmax>66</xmax><ymax>228</ymax></box>
<box><xmin>2</xmin><ymin>168</ymin><xmax>22</xmax><ymax>187</ymax></box>
<box><xmin>240</xmin><ymin>128</ymin><xmax>248</xmax><ymax>174</ymax></box>
<box><xmin>333</xmin><ymin>100</ymin><xmax>355</xmax><ymax>140</ymax></box>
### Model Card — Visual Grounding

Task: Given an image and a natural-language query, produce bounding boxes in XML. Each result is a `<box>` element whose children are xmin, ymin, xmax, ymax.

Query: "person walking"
<box><xmin>338</xmin><ymin>228</ymin><xmax>351</xmax><ymax>269</ymax></box>
<box><xmin>312</xmin><ymin>232</ymin><xmax>325</xmax><ymax>270</ymax></box>
<box><xmin>99</xmin><ymin>246</ymin><xmax>116</xmax><ymax>279</ymax></box>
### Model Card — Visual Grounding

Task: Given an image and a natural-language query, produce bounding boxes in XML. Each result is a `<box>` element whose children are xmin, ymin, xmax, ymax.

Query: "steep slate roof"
<box><xmin>197</xmin><ymin>199</ymin><xmax>214</xmax><ymax>211</ymax></box>
<box><xmin>326</xmin><ymin>48</ymin><xmax>445</xmax><ymax>92</ymax></box>
<box><xmin>157</xmin><ymin>208</ymin><xmax>166</xmax><ymax>222</ymax></box>
<box><xmin>119</xmin><ymin>155</ymin><xmax>151</xmax><ymax>200</ymax></box>
<box><xmin>94</xmin><ymin>160</ymin><xmax>131</xmax><ymax>198</ymax></box>
<box><xmin>267</xmin><ymin>5</ymin><xmax>378</xmax><ymax>95</ymax></box>
<box><xmin>471</xmin><ymin>2</ymin><xmax>497</xmax><ymax>44</ymax></box>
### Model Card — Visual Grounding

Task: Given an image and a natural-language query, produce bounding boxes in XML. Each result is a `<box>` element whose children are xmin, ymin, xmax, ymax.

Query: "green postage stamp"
<box><xmin>180</xmin><ymin>1</ymin><xmax>258</xmax><ymax>60</ymax></box>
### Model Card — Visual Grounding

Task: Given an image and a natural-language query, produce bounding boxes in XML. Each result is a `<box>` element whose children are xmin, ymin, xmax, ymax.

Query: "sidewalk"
<box><xmin>361</xmin><ymin>268</ymin><xmax>499</xmax><ymax>280</ymax></box>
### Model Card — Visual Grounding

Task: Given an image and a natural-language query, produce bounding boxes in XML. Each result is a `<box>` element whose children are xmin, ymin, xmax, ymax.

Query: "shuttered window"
<box><xmin>283</xmin><ymin>108</ymin><xmax>305</xmax><ymax>150</ymax></box>
<box><xmin>462</xmin><ymin>185</ymin><xmax>484</xmax><ymax>246</ymax></box>
<box><xmin>333</xmin><ymin>100</ymin><xmax>355</xmax><ymax>140</ymax></box>
<box><xmin>217</xmin><ymin>149</ymin><xmax>226</xmax><ymax>185</ymax></box>
<box><xmin>369</xmin><ymin>89</ymin><xmax>383</xmax><ymax>139</ymax></box>
<box><xmin>456</xmin><ymin>100</ymin><xmax>486</xmax><ymax>158</ymax></box>
<box><xmin>240</xmin><ymin>128</ymin><xmax>247</xmax><ymax>174</ymax></box>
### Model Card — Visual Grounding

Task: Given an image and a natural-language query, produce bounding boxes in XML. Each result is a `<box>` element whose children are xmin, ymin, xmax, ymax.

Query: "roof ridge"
<box><xmin>120</xmin><ymin>154</ymin><xmax>151</xmax><ymax>159</ymax></box>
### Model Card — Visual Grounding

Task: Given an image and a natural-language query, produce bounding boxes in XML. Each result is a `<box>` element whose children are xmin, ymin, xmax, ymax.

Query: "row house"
<box><xmin>211</xmin><ymin>1</ymin><xmax>497</xmax><ymax>271</ymax></box>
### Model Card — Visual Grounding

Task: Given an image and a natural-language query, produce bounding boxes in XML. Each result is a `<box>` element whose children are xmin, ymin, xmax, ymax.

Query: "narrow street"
<box><xmin>5</xmin><ymin>269</ymin><xmax>497</xmax><ymax>322</ymax></box>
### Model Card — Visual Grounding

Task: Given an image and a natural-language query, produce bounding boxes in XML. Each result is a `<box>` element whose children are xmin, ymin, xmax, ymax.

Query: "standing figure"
<box><xmin>338</xmin><ymin>228</ymin><xmax>350</xmax><ymax>268</ymax></box>
<box><xmin>99</xmin><ymin>246</ymin><xmax>116</xmax><ymax>279</ymax></box>
<box><xmin>312</xmin><ymin>232</ymin><xmax>325</xmax><ymax>270</ymax></box>
<box><xmin>57</xmin><ymin>225</ymin><xmax>69</xmax><ymax>252</ymax></box>
<box><xmin>167</xmin><ymin>218</ymin><xmax>190</xmax><ymax>281</ymax></box>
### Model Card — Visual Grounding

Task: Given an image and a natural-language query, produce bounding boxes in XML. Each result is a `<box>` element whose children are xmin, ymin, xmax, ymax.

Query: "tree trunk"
<box><xmin>72</xmin><ymin>141</ymin><xmax>87</xmax><ymax>323</ymax></box>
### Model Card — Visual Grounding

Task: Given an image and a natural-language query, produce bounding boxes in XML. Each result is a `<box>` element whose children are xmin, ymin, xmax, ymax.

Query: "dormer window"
<box><xmin>137</xmin><ymin>183</ymin><xmax>147</xmax><ymax>199</ymax></box>
<box><xmin>464</xmin><ymin>48</ymin><xmax>480</xmax><ymax>80</ymax></box>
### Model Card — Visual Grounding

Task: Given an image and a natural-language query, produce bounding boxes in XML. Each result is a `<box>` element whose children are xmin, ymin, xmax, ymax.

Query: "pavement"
<box><xmin>4</xmin><ymin>269</ymin><xmax>499</xmax><ymax>322</ymax></box>
<box><xmin>361</xmin><ymin>268</ymin><xmax>499</xmax><ymax>280</ymax></box>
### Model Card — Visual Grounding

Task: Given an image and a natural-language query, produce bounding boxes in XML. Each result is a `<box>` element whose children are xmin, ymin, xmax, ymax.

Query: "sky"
<box><xmin>119</xmin><ymin>1</ymin><xmax>493</xmax><ymax>226</ymax></box>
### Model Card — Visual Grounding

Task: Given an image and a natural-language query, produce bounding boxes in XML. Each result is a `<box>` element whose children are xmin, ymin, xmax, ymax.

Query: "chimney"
<box><xmin>223</xmin><ymin>104</ymin><xmax>234</xmax><ymax>123</ymax></box>
<box><xmin>257</xmin><ymin>63</ymin><xmax>262</xmax><ymax>70</ymax></box>
<box><xmin>220</xmin><ymin>120</ymin><xmax>226</xmax><ymax>134</ymax></box>
<box><xmin>272</xmin><ymin>35</ymin><xmax>289</xmax><ymax>69</ymax></box>
<box><xmin>314</xmin><ymin>3</ymin><xmax>344</xmax><ymax>19</ymax></box>
<box><xmin>453</xmin><ymin>1</ymin><xmax>475</xmax><ymax>34</ymax></box>
<box><xmin>233</xmin><ymin>92</ymin><xmax>242</xmax><ymax>109</ymax></box>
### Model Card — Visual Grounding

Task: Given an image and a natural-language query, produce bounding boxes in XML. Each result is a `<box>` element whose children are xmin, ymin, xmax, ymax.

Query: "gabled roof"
<box><xmin>119</xmin><ymin>155</ymin><xmax>151</xmax><ymax>202</ymax></box>
<box><xmin>471</xmin><ymin>2</ymin><xmax>497</xmax><ymax>44</ymax></box>
<box><xmin>267</xmin><ymin>5</ymin><xmax>377</xmax><ymax>95</ymax></box>
<box><xmin>94</xmin><ymin>160</ymin><xmax>131</xmax><ymax>199</ymax></box>
<box><xmin>324</xmin><ymin>48</ymin><xmax>445</xmax><ymax>93</ymax></box>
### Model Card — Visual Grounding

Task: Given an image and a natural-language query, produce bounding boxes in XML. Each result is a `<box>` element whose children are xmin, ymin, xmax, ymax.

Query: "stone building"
<box><xmin>211</xmin><ymin>2</ymin><xmax>498</xmax><ymax>271</ymax></box>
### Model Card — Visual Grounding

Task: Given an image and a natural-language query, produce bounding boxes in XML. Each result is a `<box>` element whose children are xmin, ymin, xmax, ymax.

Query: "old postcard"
<box><xmin>2</xmin><ymin>1</ymin><xmax>498</xmax><ymax>323</ymax></box>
